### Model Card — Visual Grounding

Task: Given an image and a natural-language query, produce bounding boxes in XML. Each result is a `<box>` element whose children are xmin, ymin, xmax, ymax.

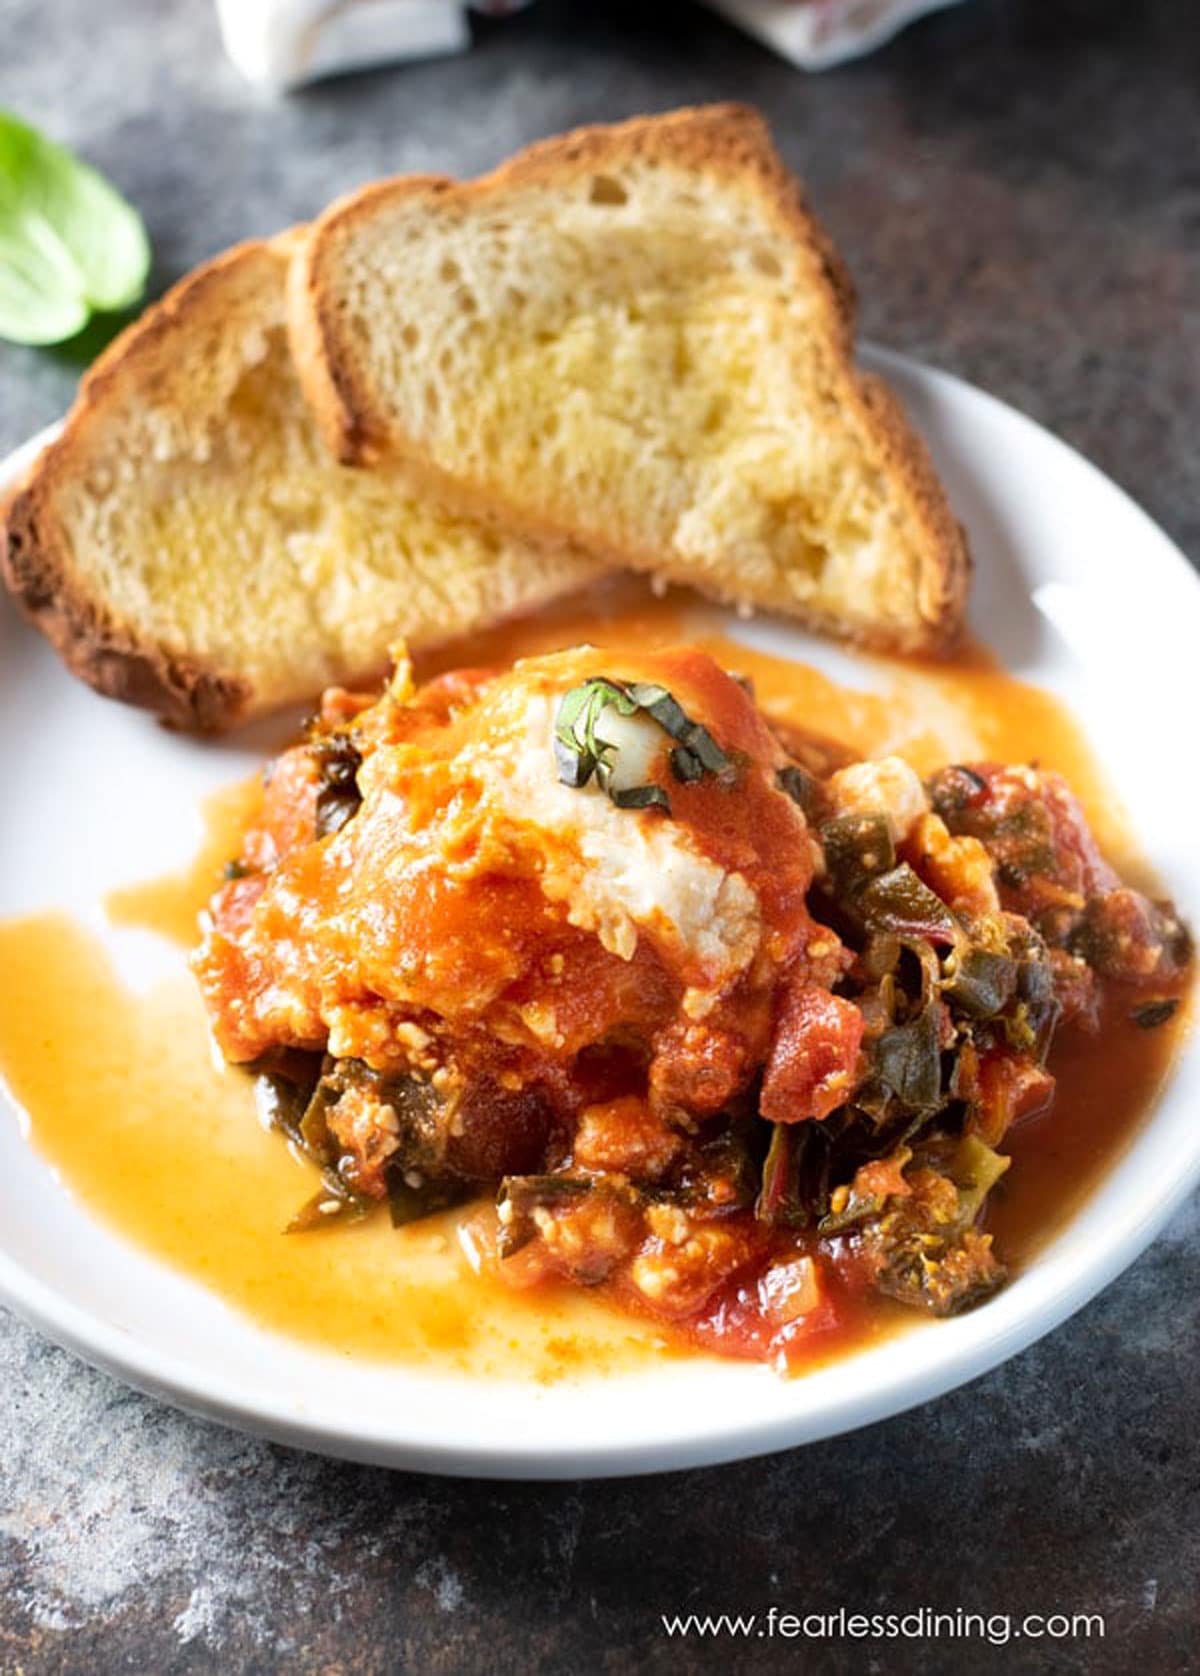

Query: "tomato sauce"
<box><xmin>0</xmin><ymin>578</ymin><xmax>1190</xmax><ymax>1379</ymax></box>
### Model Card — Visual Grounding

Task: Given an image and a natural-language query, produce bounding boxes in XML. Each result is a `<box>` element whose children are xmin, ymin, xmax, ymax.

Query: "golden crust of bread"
<box><xmin>289</xmin><ymin>103</ymin><xmax>969</xmax><ymax>652</ymax></box>
<box><xmin>1</xmin><ymin>242</ymin><xmax>271</xmax><ymax>729</ymax></box>
<box><xmin>1</xmin><ymin>234</ymin><xmax>605</xmax><ymax>731</ymax></box>
<box><xmin>855</xmin><ymin>373</ymin><xmax>970</xmax><ymax>646</ymax></box>
<box><xmin>2</xmin><ymin>103</ymin><xmax>970</xmax><ymax>736</ymax></box>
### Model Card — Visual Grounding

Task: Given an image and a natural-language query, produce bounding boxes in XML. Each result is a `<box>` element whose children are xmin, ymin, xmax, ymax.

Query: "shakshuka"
<box><xmin>193</xmin><ymin>644</ymin><xmax>1190</xmax><ymax>1368</ymax></box>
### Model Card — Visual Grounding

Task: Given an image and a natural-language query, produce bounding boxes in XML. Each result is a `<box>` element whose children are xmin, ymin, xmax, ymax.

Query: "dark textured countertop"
<box><xmin>2</xmin><ymin>2</ymin><xmax>1197</xmax><ymax>1670</ymax></box>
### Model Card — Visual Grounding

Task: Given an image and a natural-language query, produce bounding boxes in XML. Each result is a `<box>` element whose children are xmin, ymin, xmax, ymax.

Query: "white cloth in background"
<box><xmin>213</xmin><ymin>0</ymin><xmax>968</xmax><ymax>91</ymax></box>
<box><xmin>701</xmin><ymin>0</ymin><xmax>969</xmax><ymax>68</ymax></box>
<box><xmin>214</xmin><ymin>0</ymin><xmax>471</xmax><ymax>90</ymax></box>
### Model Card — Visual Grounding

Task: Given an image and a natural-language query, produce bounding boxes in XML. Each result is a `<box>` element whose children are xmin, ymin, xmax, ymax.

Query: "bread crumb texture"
<box><xmin>2</xmin><ymin>240</ymin><xmax>601</xmax><ymax>727</ymax></box>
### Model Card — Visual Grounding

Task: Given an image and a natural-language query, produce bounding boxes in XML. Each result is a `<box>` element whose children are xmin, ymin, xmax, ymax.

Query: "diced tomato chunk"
<box><xmin>760</xmin><ymin>983</ymin><xmax>864</xmax><ymax>1123</ymax></box>
<box><xmin>246</xmin><ymin>746</ymin><xmax>319</xmax><ymax>870</ymax></box>
<box><xmin>971</xmin><ymin>1050</ymin><xmax>1056</xmax><ymax>1146</ymax></box>
<box><xmin>688</xmin><ymin>1254</ymin><xmax>841</xmax><ymax>1366</ymax></box>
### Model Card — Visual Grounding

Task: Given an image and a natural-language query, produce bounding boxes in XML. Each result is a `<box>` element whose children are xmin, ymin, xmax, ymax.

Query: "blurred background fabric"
<box><xmin>215</xmin><ymin>0</ymin><xmax>971</xmax><ymax>87</ymax></box>
<box><xmin>704</xmin><ymin>0</ymin><xmax>970</xmax><ymax>69</ymax></box>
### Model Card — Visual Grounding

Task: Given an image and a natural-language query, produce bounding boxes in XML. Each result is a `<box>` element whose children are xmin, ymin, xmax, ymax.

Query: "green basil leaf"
<box><xmin>0</xmin><ymin>110</ymin><xmax>150</xmax><ymax>345</ymax></box>
<box><xmin>610</xmin><ymin>782</ymin><xmax>671</xmax><ymax>812</ymax></box>
<box><xmin>670</xmin><ymin>744</ymin><xmax>704</xmax><ymax>783</ymax></box>
<box><xmin>553</xmin><ymin>676</ymin><xmax>728</xmax><ymax>817</ymax></box>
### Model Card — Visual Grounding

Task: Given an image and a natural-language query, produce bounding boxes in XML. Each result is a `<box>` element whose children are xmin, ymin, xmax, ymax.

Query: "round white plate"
<box><xmin>1</xmin><ymin>349</ymin><xmax>1198</xmax><ymax>1478</ymax></box>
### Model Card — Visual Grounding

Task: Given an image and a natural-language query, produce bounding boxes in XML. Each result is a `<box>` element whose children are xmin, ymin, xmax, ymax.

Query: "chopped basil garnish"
<box><xmin>611</xmin><ymin>783</ymin><xmax>672</xmax><ymax>811</ymax></box>
<box><xmin>553</xmin><ymin>735</ymin><xmax>592</xmax><ymax>788</ymax></box>
<box><xmin>670</xmin><ymin>745</ymin><xmax>705</xmax><ymax>784</ymax></box>
<box><xmin>553</xmin><ymin>675</ymin><xmax>732</xmax><ymax>815</ymax></box>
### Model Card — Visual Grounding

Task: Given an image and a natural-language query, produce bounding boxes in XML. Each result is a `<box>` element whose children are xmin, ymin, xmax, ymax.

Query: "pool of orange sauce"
<box><xmin>0</xmin><ymin>578</ymin><xmax>1190</xmax><ymax>1379</ymax></box>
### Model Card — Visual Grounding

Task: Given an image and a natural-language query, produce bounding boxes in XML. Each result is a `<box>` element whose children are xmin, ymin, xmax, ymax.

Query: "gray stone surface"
<box><xmin>1</xmin><ymin>0</ymin><xmax>1197</xmax><ymax>1669</ymax></box>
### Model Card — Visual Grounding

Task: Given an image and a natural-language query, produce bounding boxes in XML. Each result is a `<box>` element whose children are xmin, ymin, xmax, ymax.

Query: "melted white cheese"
<box><xmin>591</xmin><ymin>703</ymin><xmax>663</xmax><ymax>795</ymax></box>
<box><xmin>826</xmin><ymin>756</ymin><xmax>929</xmax><ymax>843</ymax></box>
<box><xmin>467</xmin><ymin>686</ymin><xmax>762</xmax><ymax>993</ymax></box>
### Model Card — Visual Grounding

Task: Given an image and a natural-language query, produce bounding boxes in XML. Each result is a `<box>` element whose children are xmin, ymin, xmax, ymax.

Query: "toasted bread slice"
<box><xmin>1</xmin><ymin>236</ymin><xmax>603</xmax><ymax>730</ymax></box>
<box><xmin>290</xmin><ymin>104</ymin><xmax>968</xmax><ymax>653</ymax></box>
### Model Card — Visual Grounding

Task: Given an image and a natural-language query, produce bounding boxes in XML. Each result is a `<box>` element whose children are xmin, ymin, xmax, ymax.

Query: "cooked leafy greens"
<box><xmin>252</xmin><ymin>1052</ymin><xmax>374</xmax><ymax>1232</ymax></box>
<box><xmin>310</xmin><ymin>731</ymin><xmax>364</xmax><ymax>837</ymax></box>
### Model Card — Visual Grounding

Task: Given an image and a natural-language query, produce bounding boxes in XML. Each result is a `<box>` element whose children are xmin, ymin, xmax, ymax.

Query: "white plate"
<box><xmin>1</xmin><ymin>348</ymin><xmax>1198</xmax><ymax>1478</ymax></box>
